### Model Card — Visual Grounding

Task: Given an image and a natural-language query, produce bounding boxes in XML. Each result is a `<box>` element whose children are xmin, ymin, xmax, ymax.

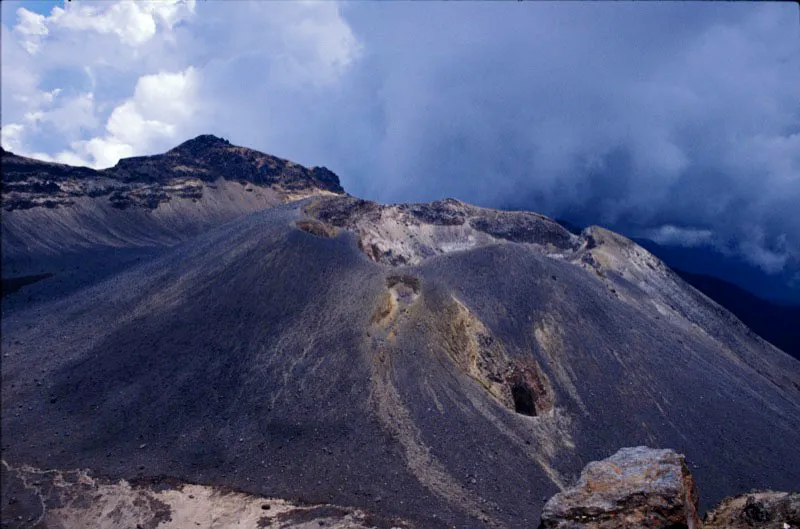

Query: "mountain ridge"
<box><xmin>1</xmin><ymin>136</ymin><xmax>344</xmax><ymax>288</ymax></box>
<box><xmin>2</xmin><ymin>135</ymin><xmax>799</xmax><ymax>528</ymax></box>
<box><xmin>1</xmin><ymin>134</ymin><xmax>344</xmax><ymax>212</ymax></box>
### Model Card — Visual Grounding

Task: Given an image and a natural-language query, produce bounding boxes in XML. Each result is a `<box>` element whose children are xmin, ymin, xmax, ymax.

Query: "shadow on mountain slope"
<box><xmin>674</xmin><ymin>269</ymin><xmax>800</xmax><ymax>361</ymax></box>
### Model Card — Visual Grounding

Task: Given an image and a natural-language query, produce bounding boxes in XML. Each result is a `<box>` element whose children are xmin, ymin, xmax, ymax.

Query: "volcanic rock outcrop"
<box><xmin>2</xmin><ymin>137</ymin><xmax>800</xmax><ymax>528</ymax></box>
<box><xmin>539</xmin><ymin>447</ymin><xmax>799</xmax><ymax>529</ymax></box>
<box><xmin>539</xmin><ymin>447</ymin><xmax>702</xmax><ymax>529</ymax></box>
<box><xmin>302</xmin><ymin>196</ymin><xmax>580</xmax><ymax>266</ymax></box>
<box><xmin>704</xmin><ymin>491</ymin><xmax>800</xmax><ymax>529</ymax></box>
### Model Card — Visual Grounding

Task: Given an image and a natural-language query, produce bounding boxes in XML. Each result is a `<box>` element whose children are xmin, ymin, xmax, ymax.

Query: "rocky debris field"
<box><xmin>303</xmin><ymin>195</ymin><xmax>581</xmax><ymax>266</ymax></box>
<box><xmin>3</xmin><ymin>448</ymin><xmax>797</xmax><ymax>529</ymax></box>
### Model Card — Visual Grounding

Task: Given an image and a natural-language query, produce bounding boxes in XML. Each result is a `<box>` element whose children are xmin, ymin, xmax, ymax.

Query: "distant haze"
<box><xmin>1</xmin><ymin>1</ymin><xmax>798</xmax><ymax>280</ymax></box>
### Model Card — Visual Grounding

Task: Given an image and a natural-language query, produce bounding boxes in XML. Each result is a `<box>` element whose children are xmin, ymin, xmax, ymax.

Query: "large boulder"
<box><xmin>539</xmin><ymin>446</ymin><xmax>702</xmax><ymax>529</ymax></box>
<box><xmin>704</xmin><ymin>491</ymin><xmax>800</xmax><ymax>529</ymax></box>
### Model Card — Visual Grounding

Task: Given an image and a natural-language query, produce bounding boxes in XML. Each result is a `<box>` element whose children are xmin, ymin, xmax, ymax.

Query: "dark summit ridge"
<box><xmin>111</xmin><ymin>134</ymin><xmax>344</xmax><ymax>193</ymax></box>
<box><xmin>172</xmin><ymin>133</ymin><xmax>233</xmax><ymax>153</ymax></box>
<box><xmin>0</xmin><ymin>149</ymin><xmax>101</xmax><ymax>183</ymax></box>
<box><xmin>1</xmin><ymin>135</ymin><xmax>344</xmax><ymax>212</ymax></box>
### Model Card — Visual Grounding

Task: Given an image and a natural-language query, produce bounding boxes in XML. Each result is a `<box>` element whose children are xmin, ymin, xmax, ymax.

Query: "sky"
<box><xmin>1</xmin><ymin>0</ymin><xmax>799</xmax><ymax>282</ymax></box>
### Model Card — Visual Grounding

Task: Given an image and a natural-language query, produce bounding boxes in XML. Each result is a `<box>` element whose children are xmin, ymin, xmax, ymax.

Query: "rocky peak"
<box><xmin>2</xmin><ymin>136</ymin><xmax>344</xmax><ymax>211</ymax></box>
<box><xmin>110</xmin><ymin>135</ymin><xmax>344</xmax><ymax>193</ymax></box>
<box><xmin>168</xmin><ymin>134</ymin><xmax>232</xmax><ymax>155</ymax></box>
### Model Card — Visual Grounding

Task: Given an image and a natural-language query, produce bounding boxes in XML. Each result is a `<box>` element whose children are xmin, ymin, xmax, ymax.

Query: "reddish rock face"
<box><xmin>539</xmin><ymin>446</ymin><xmax>701</xmax><ymax>529</ymax></box>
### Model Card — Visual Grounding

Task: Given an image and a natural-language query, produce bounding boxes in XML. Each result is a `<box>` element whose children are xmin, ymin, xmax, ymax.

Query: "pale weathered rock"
<box><xmin>704</xmin><ymin>491</ymin><xmax>800</xmax><ymax>529</ymax></box>
<box><xmin>539</xmin><ymin>446</ymin><xmax>701</xmax><ymax>529</ymax></box>
<box><xmin>0</xmin><ymin>461</ymin><xmax>396</xmax><ymax>529</ymax></box>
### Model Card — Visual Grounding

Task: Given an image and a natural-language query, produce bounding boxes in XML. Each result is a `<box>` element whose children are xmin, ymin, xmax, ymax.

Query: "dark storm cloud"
<box><xmin>3</xmin><ymin>1</ymin><xmax>797</xmax><ymax>272</ymax></box>
<box><xmin>172</xmin><ymin>2</ymin><xmax>798</xmax><ymax>274</ymax></box>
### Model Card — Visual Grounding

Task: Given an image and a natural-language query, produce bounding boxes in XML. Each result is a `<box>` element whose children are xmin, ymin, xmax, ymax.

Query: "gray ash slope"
<box><xmin>2</xmin><ymin>141</ymin><xmax>800</xmax><ymax>528</ymax></box>
<box><xmin>1</xmin><ymin>135</ymin><xmax>344</xmax><ymax>309</ymax></box>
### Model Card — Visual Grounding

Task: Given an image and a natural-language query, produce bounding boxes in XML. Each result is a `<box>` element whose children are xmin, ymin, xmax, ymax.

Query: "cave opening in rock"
<box><xmin>511</xmin><ymin>382</ymin><xmax>537</xmax><ymax>416</ymax></box>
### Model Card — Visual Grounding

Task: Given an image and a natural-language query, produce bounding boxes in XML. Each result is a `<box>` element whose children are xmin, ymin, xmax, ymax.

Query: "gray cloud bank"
<box><xmin>200</xmin><ymin>2</ymin><xmax>799</xmax><ymax>275</ymax></box>
<box><xmin>3</xmin><ymin>1</ymin><xmax>798</xmax><ymax>276</ymax></box>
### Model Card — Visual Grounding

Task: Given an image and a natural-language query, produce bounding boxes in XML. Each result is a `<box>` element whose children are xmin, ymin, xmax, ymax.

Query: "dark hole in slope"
<box><xmin>505</xmin><ymin>361</ymin><xmax>553</xmax><ymax>417</ymax></box>
<box><xmin>511</xmin><ymin>382</ymin><xmax>538</xmax><ymax>416</ymax></box>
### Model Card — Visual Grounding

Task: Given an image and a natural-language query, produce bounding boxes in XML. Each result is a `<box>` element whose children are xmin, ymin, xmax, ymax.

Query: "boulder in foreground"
<box><xmin>539</xmin><ymin>446</ymin><xmax>701</xmax><ymax>529</ymax></box>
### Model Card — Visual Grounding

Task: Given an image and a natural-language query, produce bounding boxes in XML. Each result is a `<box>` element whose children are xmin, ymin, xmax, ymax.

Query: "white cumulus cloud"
<box><xmin>0</xmin><ymin>0</ymin><xmax>361</xmax><ymax>168</ymax></box>
<box><xmin>69</xmin><ymin>67</ymin><xmax>199</xmax><ymax>168</ymax></box>
<box><xmin>12</xmin><ymin>7</ymin><xmax>48</xmax><ymax>54</ymax></box>
<box><xmin>23</xmin><ymin>0</ymin><xmax>196</xmax><ymax>49</ymax></box>
<box><xmin>1</xmin><ymin>124</ymin><xmax>25</xmax><ymax>152</ymax></box>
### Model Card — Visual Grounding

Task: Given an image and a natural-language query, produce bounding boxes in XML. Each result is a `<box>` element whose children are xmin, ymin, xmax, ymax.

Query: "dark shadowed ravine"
<box><xmin>2</xmin><ymin>137</ymin><xmax>799</xmax><ymax>528</ymax></box>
